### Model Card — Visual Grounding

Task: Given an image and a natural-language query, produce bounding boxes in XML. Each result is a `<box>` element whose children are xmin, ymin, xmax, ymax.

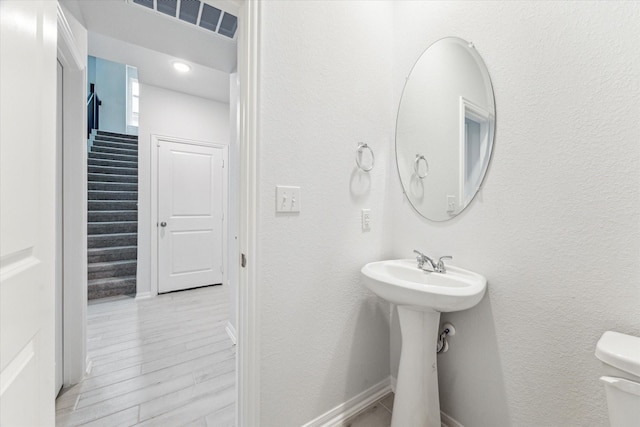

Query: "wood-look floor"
<box><xmin>56</xmin><ymin>285</ymin><xmax>236</xmax><ymax>427</ymax></box>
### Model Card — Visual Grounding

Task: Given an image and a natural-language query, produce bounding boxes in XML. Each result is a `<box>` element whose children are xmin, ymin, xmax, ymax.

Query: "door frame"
<box><xmin>54</xmin><ymin>0</ymin><xmax>262</xmax><ymax>420</ymax></box>
<box><xmin>150</xmin><ymin>135</ymin><xmax>229</xmax><ymax>297</ymax></box>
<box><xmin>56</xmin><ymin>3</ymin><xmax>88</xmax><ymax>387</ymax></box>
<box><xmin>236</xmin><ymin>0</ymin><xmax>261</xmax><ymax>424</ymax></box>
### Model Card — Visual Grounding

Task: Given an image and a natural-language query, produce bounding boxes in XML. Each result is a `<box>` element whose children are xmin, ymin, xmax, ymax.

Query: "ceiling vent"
<box><xmin>130</xmin><ymin>0</ymin><xmax>237</xmax><ymax>39</ymax></box>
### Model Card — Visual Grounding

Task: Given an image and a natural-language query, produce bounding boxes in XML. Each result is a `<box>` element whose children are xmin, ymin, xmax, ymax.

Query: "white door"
<box><xmin>158</xmin><ymin>140</ymin><xmax>224</xmax><ymax>293</ymax></box>
<box><xmin>55</xmin><ymin>59</ymin><xmax>64</xmax><ymax>395</ymax></box>
<box><xmin>1</xmin><ymin>1</ymin><xmax>57</xmax><ymax>425</ymax></box>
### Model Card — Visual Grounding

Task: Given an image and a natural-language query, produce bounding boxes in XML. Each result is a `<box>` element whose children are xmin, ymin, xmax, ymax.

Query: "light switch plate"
<box><xmin>362</xmin><ymin>209</ymin><xmax>371</xmax><ymax>231</ymax></box>
<box><xmin>276</xmin><ymin>186</ymin><xmax>301</xmax><ymax>213</ymax></box>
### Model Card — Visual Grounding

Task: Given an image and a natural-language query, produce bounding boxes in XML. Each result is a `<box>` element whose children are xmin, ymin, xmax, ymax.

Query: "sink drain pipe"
<box><xmin>437</xmin><ymin>323</ymin><xmax>456</xmax><ymax>353</ymax></box>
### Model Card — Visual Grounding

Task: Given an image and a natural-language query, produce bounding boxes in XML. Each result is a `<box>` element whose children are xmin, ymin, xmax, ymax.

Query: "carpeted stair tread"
<box><xmin>88</xmin><ymin>158</ymin><xmax>138</xmax><ymax>168</ymax></box>
<box><xmin>89</xmin><ymin>152</ymin><xmax>138</xmax><ymax>162</ymax></box>
<box><xmin>88</xmin><ymin>232</ymin><xmax>137</xmax><ymax>248</ymax></box>
<box><xmin>88</xmin><ymin>276</ymin><xmax>136</xmax><ymax>300</ymax></box>
<box><xmin>88</xmin><ymin>200</ymin><xmax>137</xmax><ymax>211</ymax></box>
<box><xmin>88</xmin><ymin>190</ymin><xmax>138</xmax><ymax>200</ymax></box>
<box><xmin>88</xmin><ymin>246</ymin><xmax>137</xmax><ymax>263</ymax></box>
<box><xmin>89</xmin><ymin>210</ymin><xmax>138</xmax><ymax>222</ymax></box>
<box><xmin>88</xmin><ymin>260</ymin><xmax>137</xmax><ymax>280</ymax></box>
<box><xmin>93</xmin><ymin>135</ymin><xmax>138</xmax><ymax>144</ymax></box>
<box><xmin>93</xmin><ymin>141</ymin><xmax>139</xmax><ymax>151</ymax></box>
<box><xmin>96</xmin><ymin>130</ymin><xmax>138</xmax><ymax>139</ymax></box>
<box><xmin>88</xmin><ymin>165</ymin><xmax>138</xmax><ymax>175</ymax></box>
<box><xmin>88</xmin><ymin>221</ymin><xmax>137</xmax><ymax>234</ymax></box>
<box><xmin>89</xmin><ymin>182</ymin><xmax>138</xmax><ymax>191</ymax></box>
<box><xmin>92</xmin><ymin>146</ymin><xmax>138</xmax><ymax>156</ymax></box>
<box><xmin>89</xmin><ymin>173</ymin><xmax>138</xmax><ymax>183</ymax></box>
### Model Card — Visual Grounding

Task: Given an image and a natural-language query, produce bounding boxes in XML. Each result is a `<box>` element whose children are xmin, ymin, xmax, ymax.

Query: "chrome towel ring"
<box><xmin>414</xmin><ymin>154</ymin><xmax>429</xmax><ymax>179</ymax></box>
<box><xmin>356</xmin><ymin>142</ymin><xmax>374</xmax><ymax>172</ymax></box>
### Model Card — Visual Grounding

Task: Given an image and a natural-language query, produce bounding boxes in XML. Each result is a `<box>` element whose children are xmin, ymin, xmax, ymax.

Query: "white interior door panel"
<box><xmin>158</xmin><ymin>140</ymin><xmax>224</xmax><ymax>293</ymax></box>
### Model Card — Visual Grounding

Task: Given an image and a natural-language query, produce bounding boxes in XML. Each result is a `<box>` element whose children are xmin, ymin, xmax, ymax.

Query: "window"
<box><xmin>126</xmin><ymin>65</ymin><xmax>139</xmax><ymax>128</ymax></box>
<box><xmin>130</xmin><ymin>79</ymin><xmax>139</xmax><ymax>127</ymax></box>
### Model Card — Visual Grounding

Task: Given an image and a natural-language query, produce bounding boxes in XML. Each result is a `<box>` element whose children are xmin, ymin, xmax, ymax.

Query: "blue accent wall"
<box><xmin>87</xmin><ymin>56</ymin><xmax>127</xmax><ymax>134</ymax></box>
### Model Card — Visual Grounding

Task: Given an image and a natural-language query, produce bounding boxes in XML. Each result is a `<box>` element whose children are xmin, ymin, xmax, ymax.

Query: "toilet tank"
<box><xmin>596</xmin><ymin>331</ymin><xmax>640</xmax><ymax>427</ymax></box>
<box><xmin>596</xmin><ymin>331</ymin><xmax>640</xmax><ymax>379</ymax></box>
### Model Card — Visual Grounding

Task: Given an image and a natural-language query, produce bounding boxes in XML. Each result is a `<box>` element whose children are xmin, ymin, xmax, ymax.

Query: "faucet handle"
<box><xmin>413</xmin><ymin>249</ymin><xmax>425</xmax><ymax>257</ymax></box>
<box><xmin>436</xmin><ymin>256</ymin><xmax>453</xmax><ymax>273</ymax></box>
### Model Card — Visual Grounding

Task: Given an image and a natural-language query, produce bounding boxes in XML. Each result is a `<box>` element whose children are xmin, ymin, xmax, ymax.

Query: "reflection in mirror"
<box><xmin>396</xmin><ymin>37</ymin><xmax>495</xmax><ymax>221</ymax></box>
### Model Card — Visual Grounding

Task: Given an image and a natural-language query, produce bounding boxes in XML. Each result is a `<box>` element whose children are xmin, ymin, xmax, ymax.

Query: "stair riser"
<box><xmin>88</xmin><ymin>248</ymin><xmax>137</xmax><ymax>263</ymax></box>
<box><xmin>92</xmin><ymin>146</ymin><xmax>137</xmax><ymax>156</ymax></box>
<box><xmin>89</xmin><ymin>159</ymin><xmax>138</xmax><ymax>168</ymax></box>
<box><xmin>88</xmin><ymin>182</ymin><xmax>138</xmax><ymax>192</ymax></box>
<box><xmin>94</xmin><ymin>136</ymin><xmax>138</xmax><ymax>144</ymax></box>
<box><xmin>89</xmin><ymin>173</ymin><xmax>137</xmax><ymax>183</ymax></box>
<box><xmin>89</xmin><ymin>152</ymin><xmax>138</xmax><ymax>162</ymax></box>
<box><xmin>88</xmin><ymin>279</ymin><xmax>136</xmax><ymax>300</ymax></box>
<box><xmin>89</xmin><ymin>211</ymin><xmax>137</xmax><ymax>222</ymax></box>
<box><xmin>88</xmin><ymin>264</ymin><xmax>137</xmax><ymax>280</ymax></box>
<box><xmin>96</xmin><ymin>130</ymin><xmax>138</xmax><ymax>139</ymax></box>
<box><xmin>88</xmin><ymin>166</ymin><xmax>137</xmax><ymax>176</ymax></box>
<box><xmin>89</xmin><ymin>191</ymin><xmax>138</xmax><ymax>201</ymax></box>
<box><xmin>88</xmin><ymin>234</ymin><xmax>137</xmax><ymax>249</ymax></box>
<box><xmin>88</xmin><ymin>222</ymin><xmax>137</xmax><ymax>235</ymax></box>
<box><xmin>88</xmin><ymin>201</ymin><xmax>137</xmax><ymax>211</ymax></box>
<box><xmin>93</xmin><ymin>141</ymin><xmax>139</xmax><ymax>151</ymax></box>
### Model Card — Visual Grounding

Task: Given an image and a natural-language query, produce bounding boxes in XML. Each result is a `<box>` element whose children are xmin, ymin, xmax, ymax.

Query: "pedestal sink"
<box><xmin>361</xmin><ymin>259</ymin><xmax>487</xmax><ymax>427</ymax></box>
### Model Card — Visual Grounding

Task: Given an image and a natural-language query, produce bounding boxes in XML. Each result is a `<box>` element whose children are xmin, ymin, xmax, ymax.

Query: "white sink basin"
<box><xmin>361</xmin><ymin>259</ymin><xmax>486</xmax><ymax>312</ymax></box>
<box><xmin>360</xmin><ymin>258</ymin><xmax>487</xmax><ymax>427</ymax></box>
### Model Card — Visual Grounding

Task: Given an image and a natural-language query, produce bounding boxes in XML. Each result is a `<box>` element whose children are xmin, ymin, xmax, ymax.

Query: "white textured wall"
<box><xmin>257</xmin><ymin>1</ymin><xmax>394</xmax><ymax>425</ymax></box>
<box><xmin>390</xmin><ymin>2</ymin><xmax>640</xmax><ymax>426</ymax></box>
<box><xmin>137</xmin><ymin>84</ymin><xmax>230</xmax><ymax>297</ymax></box>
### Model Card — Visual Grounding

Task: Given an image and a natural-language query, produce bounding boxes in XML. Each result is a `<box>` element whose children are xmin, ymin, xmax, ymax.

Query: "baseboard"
<box><xmin>441</xmin><ymin>411</ymin><xmax>464</xmax><ymax>427</ymax></box>
<box><xmin>390</xmin><ymin>375</ymin><xmax>397</xmax><ymax>393</ymax></box>
<box><xmin>135</xmin><ymin>292</ymin><xmax>151</xmax><ymax>301</ymax></box>
<box><xmin>225</xmin><ymin>321</ymin><xmax>237</xmax><ymax>345</ymax></box>
<box><xmin>85</xmin><ymin>357</ymin><xmax>93</xmax><ymax>376</ymax></box>
<box><xmin>302</xmin><ymin>376</ymin><xmax>392</xmax><ymax>427</ymax></box>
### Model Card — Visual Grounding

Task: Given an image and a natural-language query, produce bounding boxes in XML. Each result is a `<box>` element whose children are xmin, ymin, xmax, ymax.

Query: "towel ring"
<box><xmin>356</xmin><ymin>142</ymin><xmax>374</xmax><ymax>172</ymax></box>
<box><xmin>414</xmin><ymin>154</ymin><xmax>429</xmax><ymax>179</ymax></box>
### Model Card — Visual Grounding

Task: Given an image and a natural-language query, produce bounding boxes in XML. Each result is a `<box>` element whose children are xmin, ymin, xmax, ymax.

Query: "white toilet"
<box><xmin>595</xmin><ymin>331</ymin><xmax>640</xmax><ymax>427</ymax></box>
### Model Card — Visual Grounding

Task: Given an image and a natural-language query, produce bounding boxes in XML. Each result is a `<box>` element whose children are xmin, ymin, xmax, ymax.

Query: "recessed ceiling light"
<box><xmin>173</xmin><ymin>61</ymin><xmax>191</xmax><ymax>73</ymax></box>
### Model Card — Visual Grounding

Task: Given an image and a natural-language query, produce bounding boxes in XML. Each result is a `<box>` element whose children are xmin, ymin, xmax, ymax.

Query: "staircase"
<box><xmin>88</xmin><ymin>130</ymin><xmax>138</xmax><ymax>300</ymax></box>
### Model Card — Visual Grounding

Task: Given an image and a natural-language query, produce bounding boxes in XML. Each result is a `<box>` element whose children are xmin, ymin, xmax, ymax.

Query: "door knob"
<box><xmin>160</xmin><ymin>222</ymin><xmax>167</xmax><ymax>227</ymax></box>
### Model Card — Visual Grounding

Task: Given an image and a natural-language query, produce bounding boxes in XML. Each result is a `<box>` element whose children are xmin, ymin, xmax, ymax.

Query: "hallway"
<box><xmin>55</xmin><ymin>286</ymin><xmax>235</xmax><ymax>426</ymax></box>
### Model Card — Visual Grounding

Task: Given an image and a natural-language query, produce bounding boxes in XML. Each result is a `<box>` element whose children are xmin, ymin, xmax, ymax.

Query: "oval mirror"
<box><xmin>396</xmin><ymin>37</ymin><xmax>495</xmax><ymax>221</ymax></box>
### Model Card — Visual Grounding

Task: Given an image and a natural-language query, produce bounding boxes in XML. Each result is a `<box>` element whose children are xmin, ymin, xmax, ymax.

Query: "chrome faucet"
<box><xmin>413</xmin><ymin>250</ymin><xmax>452</xmax><ymax>273</ymax></box>
<box><xmin>436</xmin><ymin>256</ymin><xmax>453</xmax><ymax>273</ymax></box>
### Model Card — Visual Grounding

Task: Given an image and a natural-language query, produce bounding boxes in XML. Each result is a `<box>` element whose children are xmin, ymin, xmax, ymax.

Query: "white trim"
<box><xmin>225</xmin><ymin>321</ymin><xmax>237</xmax><ymax>345</ymax></box>
<box><xmin>302</xmin><ymin>377</ymin><xmax>392</xmax><ymax>427</ymax></box>
<box><xmin>57</xmin><ymin>4</ymin><xmax>88</xmax><ymax>387</ymax></box>
<box><xmin>237</xmin><ymin>1</ymin><xmax>261</xmax><ymax>425</ymax></box>
<box><xmin>458</xmin><ymin>96</ymin><xmax>493</xmax><ymax>209</ymax></box>
<box><xmin>441</xmin><ymin>411</ymin><xmax>465</xmax><ymax>427</ymax></box>
<box><xmin>85</xmin><ymin>357</ymin><xmax>93</xmax><ymax>376</ymax></box>
<box><xmin>390</xmin><ymin>375</ymin><xmax>397</xmax><ymax>393</ymax></box>
<box><xmin>56</xmin><ymin>3</ymin><xmax>84</xmax><ymax>71</ymax></box>
<box><xmin>149</xmin><ymin>134</ymin><xmax>229</xmax><ymax>296</ymax></box>
<box><xmin>135</xmin><ymin>292</ymin><xmax>152</xmax><ymax>301</ymax></box>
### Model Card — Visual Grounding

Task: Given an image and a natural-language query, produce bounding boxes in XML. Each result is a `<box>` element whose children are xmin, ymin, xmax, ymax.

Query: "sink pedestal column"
<box><xmin>392</xmin><ymin>306</ymin><xmax>441</xmax><ymax>427</ymax></box>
